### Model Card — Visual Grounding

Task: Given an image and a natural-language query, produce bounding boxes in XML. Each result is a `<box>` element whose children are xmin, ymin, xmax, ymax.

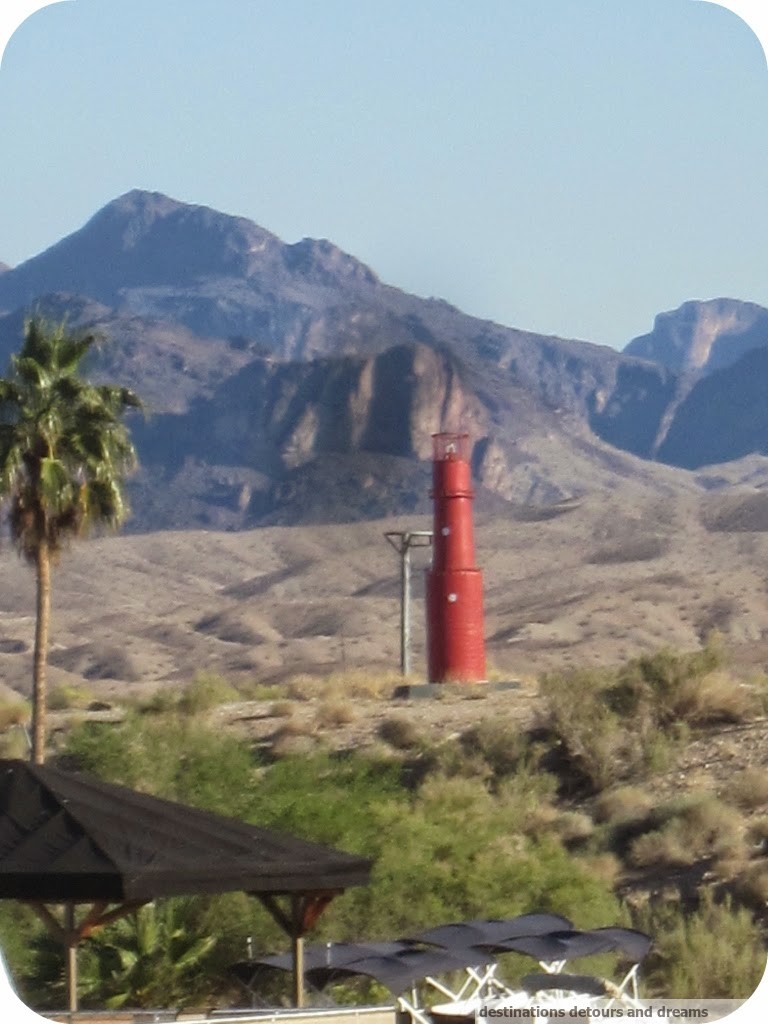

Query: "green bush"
<box><xmin>64</xmin><ymin>715</ymin><xmax>257</xmax><ymax>818</ymax></box>
<box><xmin>636</xmin><ymin>890</ymin><xmax>766</xmax><ymax>998</ymax></box>
<box><xmin>537</xmin><ymin>641</ymin><xmax>753</xmax><ymax>795</ymax></box>
<box><xmin>178</xmin><ymin>671</ymin><xmax>240</xmax><ymax>715</ymax></box>
<box><xmin>539</xmin><ymin>667</ymin><xmax>630</xmax><ymax>792</ymax></box>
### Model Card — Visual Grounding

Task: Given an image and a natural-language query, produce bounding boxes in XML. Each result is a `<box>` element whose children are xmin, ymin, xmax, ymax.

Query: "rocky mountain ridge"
<box><xmin>2</xmin><ymin>191</ymin><xmax>768</xmax><ymax>529</ymax></box>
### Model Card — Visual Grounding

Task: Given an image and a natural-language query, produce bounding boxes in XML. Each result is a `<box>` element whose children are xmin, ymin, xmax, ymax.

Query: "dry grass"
<box><xmin>670</xmin><ymin>670</ymin><xmax>759</xmax><ymax>725</ymax></box>
<box><xmin>629</xmin><ymin>794</ymin><xmax>745</xmax><ymax>868</ymax></box>
<box><xmin>272</xmin><ymin>717</ymin><xmax>315</xmax><ymax>739</ymax></box>
<box><xmin>47</xmin><ymin>685</ymin><xmax>94</xmax><ymax>711</ymax></box>
<box><xmin>270</xmin><ymin>699</ymin><xmax>297</xmax><ymax>718</ymax></box>
<box><xmin>629</xmin><ymin>828</ymin><xmax>696</xmax><ymax>868</ymax></box>
<box><xmin>724</xmin><ymin>767</ymin><xmax>768</xmax><ymax>810</ymax></box>
<box><xmin>270</xmin><ymin>732</ymin><xmax>318</xmax><ymax>758</ymax></box>
<box><xmin>283</xmin><ymin>669</ymin><xmax>404</xmax><ymax>702</ymax></box>
<box><xmin>554</xmin><ymin>810</ymin><xmax>594</xmax><ymax>845</ymax></box>
<box><xmin>314</xmin><ymin>698</ymin><xmax>358</xmax><ymax>728</ymax></box>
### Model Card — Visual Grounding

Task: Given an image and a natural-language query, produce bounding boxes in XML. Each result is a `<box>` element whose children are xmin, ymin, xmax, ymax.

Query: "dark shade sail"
<box><xmin>483</xmin><ymin>927</ymin><xmax>652</xmax><ymax>963</ymax></box>
<box><xmin>0</xmin><ymin>759</ymin><xmax>372</xmax><ymax>902</ymax></box>
<box><xmin>410</xmin><ymin>913</ymin><xmax>574</xmax><ymax>952</ymax></box>
<box><xmin>305</xmin><ymin>946</ymin><xmax>497</xmax><ymax>996</ymax></box>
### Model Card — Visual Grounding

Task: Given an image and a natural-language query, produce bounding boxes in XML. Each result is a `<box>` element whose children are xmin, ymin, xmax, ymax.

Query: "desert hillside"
<box><xmin>3</xmin><ymin>472</ymin><xmax>768</xmax><ymax>703</ymax></box>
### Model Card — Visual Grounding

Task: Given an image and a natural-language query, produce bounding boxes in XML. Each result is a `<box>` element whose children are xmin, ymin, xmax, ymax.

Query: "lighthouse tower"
<box><xmin>425</xmin><ymin>432</ymin><xmax>486</xmax><ymax>683</ymax></box>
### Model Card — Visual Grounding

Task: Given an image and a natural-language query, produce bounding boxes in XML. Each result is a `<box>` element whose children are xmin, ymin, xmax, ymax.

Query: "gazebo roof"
<box><xmin>0</xmin><ymin>759</ymin><xmax>372</xmax><ymax>903</ymax></box>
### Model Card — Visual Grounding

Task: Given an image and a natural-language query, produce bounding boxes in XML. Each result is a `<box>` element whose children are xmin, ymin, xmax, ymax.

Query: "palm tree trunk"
<box><xmin>31</xmin><ymin>537</ymin><xmax>51</xmax><ymax>764</ymax></box>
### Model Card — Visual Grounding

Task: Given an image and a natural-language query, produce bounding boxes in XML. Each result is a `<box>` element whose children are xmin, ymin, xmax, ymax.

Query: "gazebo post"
<box><xmin>27</xmin><ymin>900</ymin><xmax>146</xmax><ymax>1017</ymax></box>
<box><xmin>64</xmin><ymin>903</ymin><xmax>77</xmax><ymax>1017</ymax></box>
<box><xmin>256</xmin><ymin>892</ymin><xmax>337</xmax><ymax>1008</ymax></box>
<box><xmin>292</xmin><ymin>895</ymin><xmax>305</xmax><ymax>1009</ymax></box>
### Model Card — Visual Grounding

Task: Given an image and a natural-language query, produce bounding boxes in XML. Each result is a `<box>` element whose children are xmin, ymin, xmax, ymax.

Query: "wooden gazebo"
<box><xmin>0</xmin><ymin>759</ymin><xmax>372</xmax><ymax>1011</ymax></box>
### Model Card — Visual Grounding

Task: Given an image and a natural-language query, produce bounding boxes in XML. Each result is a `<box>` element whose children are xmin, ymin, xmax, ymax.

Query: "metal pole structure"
<box><xmin>385</xmin><ymin>531</ymin><xmax>432</xmax><ymax>676</ymax></box>
<box><xmin>401</xmin><ymin>541</ymin><xmax>411</xmax><ymax>675</ymax></box>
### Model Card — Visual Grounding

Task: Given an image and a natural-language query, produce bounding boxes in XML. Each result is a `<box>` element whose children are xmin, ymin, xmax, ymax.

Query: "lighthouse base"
<box><xmin>392</xmin><ymin>679</ymin><xmax>523</xmax><ymax>700</ymax></box>
<box><xmin>426</xmin><ymin>568</ymin><xmax>486</xmax><ymax>683</ymax></box>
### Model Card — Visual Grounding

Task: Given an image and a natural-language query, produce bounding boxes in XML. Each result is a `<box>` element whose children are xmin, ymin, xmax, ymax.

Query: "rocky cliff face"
<box><xmin>624</xmin><ymin>298</ymin><xmax>768</xmax><ymax>375</ymax></box>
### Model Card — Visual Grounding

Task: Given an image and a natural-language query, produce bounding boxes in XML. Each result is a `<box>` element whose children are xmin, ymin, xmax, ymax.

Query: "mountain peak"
<box><xmin>283</xmin><ymin>236</ymin><xmax>378</xmax><ymax>286</ymax></box>
<box><xmin>624</xmin><ymin>297</ymin><xmax>768</xmax><ymax>374</ymax></box>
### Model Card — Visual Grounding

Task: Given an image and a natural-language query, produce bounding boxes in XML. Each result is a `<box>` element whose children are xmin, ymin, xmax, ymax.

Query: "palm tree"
<box><xmin>0</xmin><ymin>316</ymin><xmax>141</xmax><ymax>764</ymax></box>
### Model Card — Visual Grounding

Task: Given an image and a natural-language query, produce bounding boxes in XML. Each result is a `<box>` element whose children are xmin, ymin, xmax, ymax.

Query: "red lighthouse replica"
<box><xmin>426</xmin><ymin>432</ymin><xmax>487</xmax><ymax>683</ymax></box>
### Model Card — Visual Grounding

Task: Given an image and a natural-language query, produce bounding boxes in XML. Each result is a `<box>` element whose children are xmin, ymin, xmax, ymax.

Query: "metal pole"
<box><xmin>402</xmin><ymin>540</ymin><xmax>412</xmax><ymax>675</ymax></box>
<box><xmin>385</xmin><ymin>530</ymin><xmax>432</xmax><ymax>678</ymax></box>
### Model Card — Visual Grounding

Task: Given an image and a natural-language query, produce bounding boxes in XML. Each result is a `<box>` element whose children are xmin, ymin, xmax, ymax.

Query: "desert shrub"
<box><xmin>270</xmin><ymin>717</ymin><xmax>318</xmax><ymax>758</ymax></box>
<box><xmin>637</xmin><ymin>890</ymin><xmax>765</xmax><ymax>998</ymax></box>
<box><xmin>137</xmin><ymin>687</ymin><xmax>181</xmax><ymax>715</ymax></box>
<box><xmin>0</xmin><ymin>728</ymin><xmax>29</xmax><ymax>758</ymax></box>
<box><xmin>726</xmin><ymin>767</ymin><xmax>768</xmax><ymax>810</ymax></box>
<box><xmin>0</xmin><ymin>698</ymin><xmax>29</xmax><ymax>729</ymax></box>
<box><xmin>283</xmin><ymin>669</ymin><xmax>400</xmax><ymax>703</ymax></box>
<box><xmin>414</xmin><ymin>735</ymin><xmax>491</xmax><ymax>781</ymax></box>
<box><xmin>587</xmin><ymin>534</ymin><xmax>668</xmax><ymax>565</ymax></box>
<box><xmin>272</xmin><ymin>716</ymin><xmax>315</xmax><ymax>739</ymax></box>
<box><xmin>236</xmin><ymin>681</ymin><xmax>284</xmax><ymax>701</ymax></box>
<box><xmin>576</xmin><ymin>852</ymin><xmax>622</xmax><ymax>888</ymax></box>
<box><xmin>270</xmin><ymin>698</ymin><xmax>296</xmax><ymax>718</ymax></box>
<box><xmin>315</xmin><ymin>698</ymin><xmax>357</xmax><ymax>728</ymax></box>
<box><xmin>628</xmin><ymin>794</ymin><xmax>744</xmax><ymax>868</ymax></box>
<box><xmin>178</xmin><ymin>671</ymin><xmax>239</xmax><ymax>715</ymax></box>
<box><xmin>0</xmin><ymin>902</ymin><xmax>48</xmax><ymax>1001</ymax></box>
<box><xmin>746</xmin><ymin>815</ymin><xmax>768</xmax><ymax>847</ymax></box>
<box><xmin>282</xmin><ymin>673</ymin><xmax>321</xmax><ymax>701</ymax></box>
<box><xmin>323</xmin><ymin>669</ymin><xmax>403</xmax><ymax>700</ymax></box>
<box><xmin>609</xmin><ymin>642</ymin><xmax>727</xmax><ymax>729</ymax></box>
<box><xmin>460</xmin><ymin>718</ymin><xmax>528</xmax><ymax>779</ymax></box>
<box><xmin>668</xmin><ymin>671</ymin><xmax>758</xmax><ymax>726</ymax></box>
<box><xmin>554</xmin><ymin>811</ymin><xmax>595</xmax><ymax>847</ymax></box>
<box><xmin>732</xmin><ymin>861</ymin><xmax>768</xmax><ymax>909</ymax></box>
<box><xmin>495</xmin><ymin>765</ymin><xmax>559</xmax><ymax>828</ymax></box>
<box><xmin>593</xmin><ymin>785</ymin><xmax>655</xmax><ymax>824</ymax></box>
<box><xmin>539</xmin><ymin>642</ymin><xmax>754</xmax><ymax>795</ymax></box>
<box><xmin>628</xmin><ymin>828</ymin><xmax>694</xmax><ymax>868</ymax></box>
<box><xmin>377</xmin><ymin>715</ymin><xmax>423</xmax><ymax>750</ymax></box>
<box><xmin>538</xmin><ymin>668</ymin><xmax>630</xmax><ymax>792</ymax></box>
<box><xmin>47</xmin><ymin>684</ymin><xmax>94</xmax><ymax>711</ymax></box>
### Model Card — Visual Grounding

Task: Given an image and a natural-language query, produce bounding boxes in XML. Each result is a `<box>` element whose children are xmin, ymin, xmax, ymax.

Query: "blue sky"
<box><xmin>0</xmin><ymin>1</ymin><xmax>767</xmax><ymax>350</ymax></box>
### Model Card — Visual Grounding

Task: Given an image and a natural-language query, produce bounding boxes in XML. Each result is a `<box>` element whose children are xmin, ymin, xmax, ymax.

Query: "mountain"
<box><xmin>1</xmin><ymin>191</ymin><xmax>768</xmax><ymax>530</ymax></box>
